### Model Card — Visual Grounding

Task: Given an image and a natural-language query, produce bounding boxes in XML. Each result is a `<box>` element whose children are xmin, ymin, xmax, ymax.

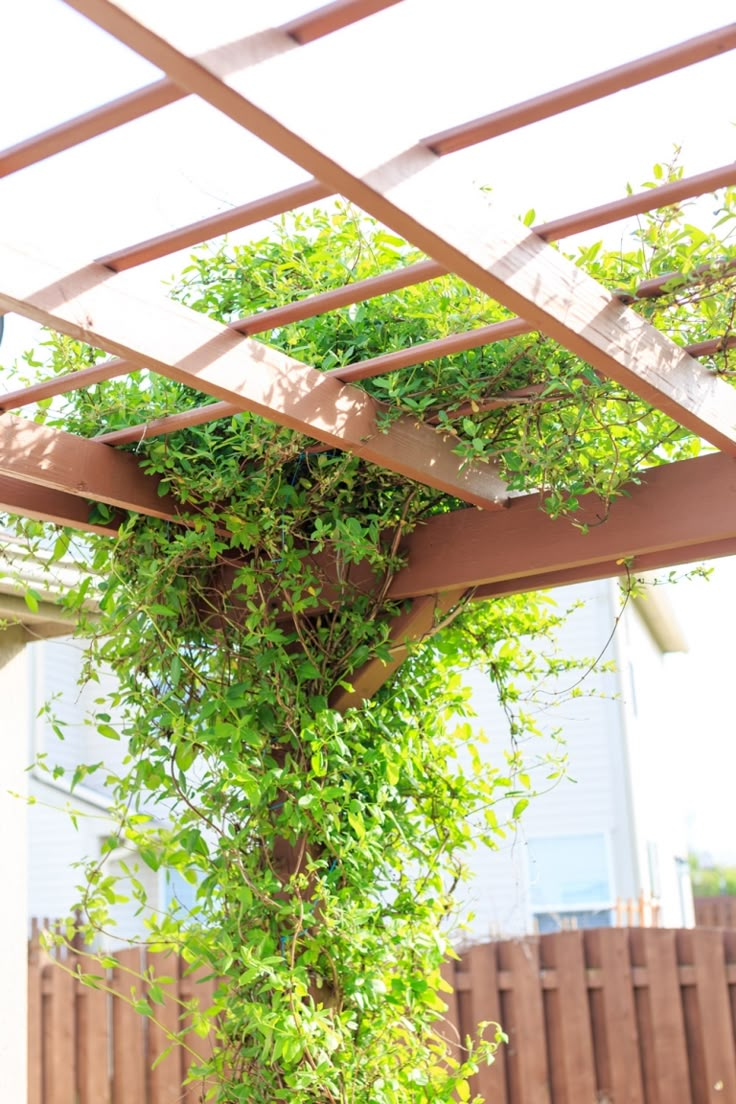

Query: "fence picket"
<box><xmin>541</xmin><ymin>929</ymin><xmax>596</xmax><ymax>1103</ymax></box>
<box><xmin>497</xmin><ymin>938</ymin><xmax>550</xmax><ymax>1104</ymax></box>
<box><xmin>76</xmin><ymin>959</ymin><xmax>110</xmax><ymax>1104</ymax></box>
<box><xmin>630</xmin><ymin>927</ymin><xmax>689</xmax><ymax>1104</ymax></box>
<box><xmin>147</xmin><ymin>951</ymin><xmax>184</xmax><ymax>1104</ymax></box>
<box><xmin>585</xmin><ymin>927</ymin><xmax>644</xmax><ymax>1104</ymax></box>
<box><xmin>463</xmin><ymin>942</ymin><xmax>508</xmax><ymax>1104</ymax></box>
<box><xmin>679</xmin><ymin>929</ymin><xmax>736</xmax><ymax>1103</ymax></box>
<box><xmin>180</xmin><ymin>964</ymin><xmax>217</xmax><ymax>1104</ymax></box>
<box><xmin>27</xmin><ymin>927</ymin><xmax>43</xmax><ymax>1104</ymax></box>
<box><xmin>43</xmin><ymin>955</ymin><xmax>76</xmax><ymax>1104</ymax></box>
<box><xmin>111</xmin><ymin>948</ymin><xmax>146</xmax><ymax>1104</ymax></box>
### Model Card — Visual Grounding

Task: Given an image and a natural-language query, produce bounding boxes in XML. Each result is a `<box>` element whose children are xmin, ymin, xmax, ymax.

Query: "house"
<box><xmin>458</xmin><ymin>575</ymin><xmax>695</xmax><ymax>939</ymax></box>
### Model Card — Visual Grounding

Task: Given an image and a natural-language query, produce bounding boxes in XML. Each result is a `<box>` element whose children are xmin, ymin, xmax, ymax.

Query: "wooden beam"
<box><xmin>0</xmin><ymin>432</ymin><xmax>733</xmax><ymax>606</ymax></box>
<box><xmin>0</xmin><ymin>414</ymin><xmax>179</xmax><ymax>522</ymax></box>
<box><xmin>0</xmin><ymin>473</ymin><xmax>120</xmax><ymax>535</ymax></box>
<box><xmin>74</xmin><ymin>4</ymin><xmax>736</xmax><ymax>453</ymax></box>
<box><xmin>387</xmin><ymin>452</ymin><xmax>736</xmax><ymax>600</ymax></box>
<box><xmin>329</xmin><ymin>589</ymin><xmax>465</xmax><ymax>711</ymax></box>
<box><xmin>0</xmin><ymin>244</ymin><xmax>507</xmax><ymax>509</ymax></box>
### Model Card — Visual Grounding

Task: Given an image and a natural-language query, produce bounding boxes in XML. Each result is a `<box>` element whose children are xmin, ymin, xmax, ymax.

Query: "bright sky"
<box><xmin>1</xmin><ymin>0</ymin><xmax>735</xmax><ymax>858</ymax></box>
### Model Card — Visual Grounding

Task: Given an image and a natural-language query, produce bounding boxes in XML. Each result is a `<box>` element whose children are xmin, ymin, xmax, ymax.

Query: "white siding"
<box><xmin>457</xmin><ymin>577</ymin><xmax>692</xmax><ymax>938</ymax></box>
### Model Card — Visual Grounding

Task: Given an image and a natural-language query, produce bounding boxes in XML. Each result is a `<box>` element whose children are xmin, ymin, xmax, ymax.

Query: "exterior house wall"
<box><xmin>458</xmin><ymin>577</ymin><xmax>692</xmax><ymax>940</ymax></box>
<box><xmin>613</xmin><ymin>593</ymin><xmax>694</xmax><ymax>927</ymax></box>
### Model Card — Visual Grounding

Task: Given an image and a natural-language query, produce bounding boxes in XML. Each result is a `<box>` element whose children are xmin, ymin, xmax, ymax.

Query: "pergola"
<box><xmin>1</xmin><ymin>1</ymin><xmax>735</xmax><ymax>696</ymax></box>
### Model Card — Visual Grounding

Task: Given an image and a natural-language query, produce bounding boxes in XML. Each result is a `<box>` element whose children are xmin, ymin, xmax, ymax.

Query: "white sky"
<box><xmin>1</xmin><ymin>0</ymin><xmax>735</xmax><ymax>859</ymax></box>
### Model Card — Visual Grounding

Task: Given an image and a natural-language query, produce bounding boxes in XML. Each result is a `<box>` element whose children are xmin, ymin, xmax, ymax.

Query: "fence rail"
<box><xmin>30</xmin><ymin>924</ymin><xmax>736</xmax><ymax>1103</ymax></box>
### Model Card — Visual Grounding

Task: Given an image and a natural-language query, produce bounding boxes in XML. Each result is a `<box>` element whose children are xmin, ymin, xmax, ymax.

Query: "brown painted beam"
<box><xmin>0</xmin><ymin>473</ymin><xmax>120</xmax><ymax>536</ymax></box>
<box><xmin>387</xmin><ymin>452</ymin><xmax>736</xmax><ymax>601</ymax></box>
<box><xmin>0</xmin><ymin>431</ymin><xmax>733</xmax><ymax>610</ymax></box>
<box><xmin>329</xmin><ymin>588</ymin><xmax>466</xmax><ymax>711</ymax></box>
<box><xmin>71</xmin><ymin>5</ymin><xmax>736</xmax><ymax>454</ymax></box>
<box><xmin>0</xmin><ymin>414</ymin><xmax>179</xmax><ymax>522</ymax></box>
<box><xmin>0</xmin><ymin>244</ymin><xmax>507</xmax><ymax>509</ymax></box>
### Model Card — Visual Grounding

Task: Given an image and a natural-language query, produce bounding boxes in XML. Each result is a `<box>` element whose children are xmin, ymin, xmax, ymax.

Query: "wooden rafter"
<box><xmin>63</xmin><ymin>2</ymin><xmax>736</xmax><ymax>455</ymax></box>
<box><xmin>0</xmin><ymin>243</ymin><xmax>507</xmax><ymax>509</ymax></box>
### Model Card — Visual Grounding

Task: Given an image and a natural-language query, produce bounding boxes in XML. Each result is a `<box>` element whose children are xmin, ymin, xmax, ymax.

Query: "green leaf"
<box><xmin>97</xmin><ymin>723</ymin><xmax>120</xmax><ymax>741</ymax></box>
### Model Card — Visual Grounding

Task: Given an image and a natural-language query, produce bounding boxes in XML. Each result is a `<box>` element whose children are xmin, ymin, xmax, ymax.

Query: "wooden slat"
<box><xmin>585</xmin><ymin>928</ymin><xmax>644</xmax><ymax>1104</ymax></box>
<box><xmin>497</xmin><ymin>939</ymin><xmax>550</xmax><ymax>1104</ymax></box>
<box><xmin>679</xmin><ymin>929</ymin><xmax>736</xmax><ymax>1103</ymax></box>
<box><xmin>99</xmin><ymin>179</ymin><xmax>330</xmax><ymax>271</ymax></box>
<box><xmin>0</xmin><ymin>79</ymin><xmax>182</xmax><ymax>178</ymax></box>
<box><xmin>1</xmin><ymin>0</ymin><xmax>401</xmax><ymax>178</ymax></box>
<box><xmin>76</xmin><ymin>964</ymin><xmax>110</xmax><ymax>1104</ymax></box>
<box><xmin>43</xmin><ymin>960</ymin><xmax>76</xmax><ymax>1104</ymax></box>
<box><xmin>463</xmin><ymin>942</ymin><xmax>508</xmax><ymax>1104</ymax></box>
<box><xmin>147</xmin><ymin>951</ymin><xmax>183</xmax><ymax>1104</ymax></box>
<box><xmin>540</xmin><ymin>930</ymin><xmax>597</xmax><ymax>1104</ymax></box>
<box><xmin>81</xmin><ymin>6</ymin><xmax>736</xmax><ymax>453</ymax></box>
<box><xmin>0</xmin><ymin>244</ymin><xmax>507</xmax><ymax>510</ymax></box>
<box><xmin>630</xmin><ymin>929</ymin><xmax>689</xmax><ymax>1104</ymax></box>
<box><xmin>111</xmin><ymin>949</ymin><xmax>146</xmax><ymax>1104</ymax></box>
<box><xmin>423</xmin><ymin>25</ymin><xmax>736</xmax><ymax>154</ymax></box>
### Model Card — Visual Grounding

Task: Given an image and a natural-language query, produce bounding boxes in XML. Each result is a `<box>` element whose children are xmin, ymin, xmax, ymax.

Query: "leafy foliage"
<box><xmin>16</xmin><ymin>169</ymin><xmax>736</xmax><ymax>1103</ymax></box>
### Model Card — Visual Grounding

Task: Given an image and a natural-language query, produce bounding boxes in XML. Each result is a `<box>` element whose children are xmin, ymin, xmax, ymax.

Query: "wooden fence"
<box><xmin>28</xmin><ymin>926</ymin><xmax>217</xmax><ymax>1104</ymax></box>
<box><xmin>30</xmin><ymin>925</ymin><xmax>736</xmax><ymax>1103</ymax></box>
<box><xmin>445</xmin><ymin>927</ymin><xmax>736</xmax><ymax>1104</ymax></box>
<box><xmin>694</xmin><ymin>895</ymin><xmax>736</xmax><ymax>929</ymax></box>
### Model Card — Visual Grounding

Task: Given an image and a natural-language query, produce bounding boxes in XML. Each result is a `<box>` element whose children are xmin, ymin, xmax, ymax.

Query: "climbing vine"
<box><xmin>14</xmin><ymin>166</ymin><xmax>736</xmax><ymax>1103</ymax></box>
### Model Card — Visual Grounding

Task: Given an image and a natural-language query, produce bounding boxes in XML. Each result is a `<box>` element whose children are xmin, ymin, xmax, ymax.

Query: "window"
<box><xmin>527</xmin><ymin>832</ymin><xmax>612</xmax><ymax>913</ymax></box>
<box><xmin>534</xmin><ymin>909</ymin><xmax>613</xmax><ymax>934</ymax></box>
